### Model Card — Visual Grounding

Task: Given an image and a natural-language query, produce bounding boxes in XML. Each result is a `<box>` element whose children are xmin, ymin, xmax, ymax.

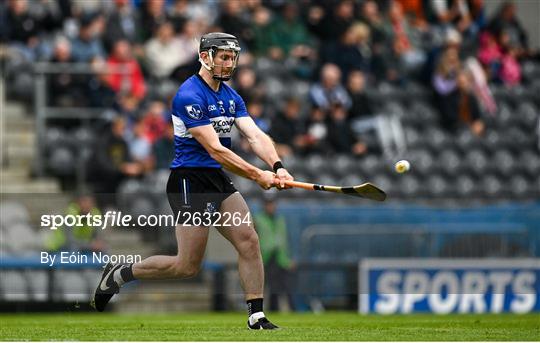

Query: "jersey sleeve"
<box><xmin>233</xmin><ymin>93</ymin><xmax>249</xmax><ymax>118</ymax></box>
<box><xmin>171</xmin><ymin>92</ymin><xmax>211</xmax><ymax>128</ymax></box>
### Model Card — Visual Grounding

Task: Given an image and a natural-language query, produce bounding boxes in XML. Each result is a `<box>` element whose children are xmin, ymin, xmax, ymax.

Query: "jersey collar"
<box><xmin>196</xmin><ymin>73</ymin><xmax>221</xmax><ymax>93</ymax></box>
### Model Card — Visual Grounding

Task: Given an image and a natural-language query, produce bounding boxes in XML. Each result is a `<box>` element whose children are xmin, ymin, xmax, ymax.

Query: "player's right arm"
<box><xmin>189</xmin><ymin>125</ymin><xmax>275</xmax><ymax>189</ymax></box>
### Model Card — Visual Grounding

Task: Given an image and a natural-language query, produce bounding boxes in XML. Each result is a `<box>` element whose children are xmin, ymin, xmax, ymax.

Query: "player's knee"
<box><xmin>238</xmin><ymin>230</ymin><xmax>260</xmax><ymax>258</ymax></box>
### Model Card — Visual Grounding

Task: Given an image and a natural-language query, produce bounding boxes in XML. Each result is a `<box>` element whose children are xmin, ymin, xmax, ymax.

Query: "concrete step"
<box><xmin>0</xmin><ymin>193</ymin><xmax>71</xmax><ymax>226</ymax></box>
<box><xmin>3</xmin><ymin>102</ymin><xmax>28</xmax><ymax>119</ymax></box>
<box><xmin>4</xmin><ymin>117</ymin><xmax>34</xmax><ymax>131</ymax></box>
<box><xmin>1</xmin><ymin>179</ymin><xmax>60</xmax><ymax>193</ymax></box>
<box><xmin>1</xmin><ymin>156</ymin><xmax>33</xmax><ymax>169</ymax></box>
<box><xmin>4</xmin><ymin>131</ymin><xmax>35</xmax><ymax>144</ymax></box>
<box><xmin>6</xmin><ymin>144</ymin><xmax>35</xmax><ymax>162</ymax></box>
<box><xmin>1</xmin><ymin>167</ymin><xmax>30</xmax><ymax>182</ymax></box>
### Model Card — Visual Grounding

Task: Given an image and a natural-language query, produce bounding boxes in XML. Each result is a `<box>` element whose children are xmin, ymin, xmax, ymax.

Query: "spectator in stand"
<box><xmin>309</xmin><ymin>63</ymin><xmax>351</xmax><ymax>111</ymax></box>
<box><xmin>395</xmin><ymin>0</ymin><xmax>428</xmax><ymax>29</ymax></box>
<box><xmin>302</xmin><ymin>106</ymin><xmax>329</xmax><ymax>155</ymax></box>
<box><xmin>128</xmin><ymin>119</ymin><xmax>154</xmax><ymax>173</ymax></box>
<box><xmin>267</xmin><ymin>2</ymin><xmax>315</xmax><ymax>62</ymax></box>
<box><xmin>487</xmin><ymin>1</ymin><xmax>529</xmax><ymax>57</ymax></box>
<box><xmin>217</xmin><ymin>0</ymin><xmax>252</xmax><ymax>48</ymax></box>
<box><xmin>433</xmin><ymin>46</ymin><xmax>462</xmax><ymax>97</ymax></box>
<box><xmin>270</xmin><ymin>97</ymin><xmax>305</xmax><ymax>157</ymax></box>
<box><xmin>1</xmin><ymin>0</ymin><xmax>43</xmax><ymax>62</ymax></box>
<box><xmin>112</xmin><ymin>92</ymin><xmax>142</xmax><ymax>125</ymax></box>
<box><xmin>106</xmin><ymin>39</ymin><xmax>146</xmax><ymax>100</ymax></box>
<box><xmin>87</xmin><ymin>116</ymin><xmax>143</xmax><ymax>199</ymax></box>
<box><xmin>48</xmin><ymin>37</ymin><xmax>86</xmax><ymax>107</ymax></box>
<box><xmin>360</xmin><ymin>0</ymin><xmax>392</xmax><ymax>82</ymax></box>
<box><xmin>438</xmin><ymin>70</ymin><xmax>485</xmax><ymax>136</ymax></box>
<box><xmin>46</xmin><ymin>194</ymin><xmax>105</xmax><ymax>253</ymax></box>
<box><xmin>140</xmin><ymin>100</ymin><xmax>167</xmax><ymax>144</ymax></box>
<box><xmin>311</xmin><ymin>0</ymin><xmax>356</xmax><ymax>43</ymax></box>
<box><xmin>385</xmin><ymin>0</ymin><xmax>426</xmax><ymax>75</ymax></box>
<box><xmin>249</xmin><ymin>5</ymin><xmax>273</xmax><ymax>57</ymax></box>
<box><xmin>153</xmin><ymin>121</ymin><xmax>174</xmax><ymax>170</ymax></box>
<box><xmin>320</xmin><ymin>24</ymin><xmax>369</xmax><ymax>77</ymax></box>
<box><xmin>171</xmin><ymin>20</ymin><xmax>200</xmax><ymax>72</ymax></box>
<box><xmin>499</xmin><ymin>39</ymin><xmax>521</xmax><ymax>86</ymax></box>
<box><xmin>347</xmin><ymin>70</ymin><xmax>375</xmax><ymax>120</ymax></box>
<box><xmin>233</xmin><ymin>67</ymin><xmax>265</xmax><ymax>103</ymax></box>
<box><xmin>477</xmin><ymin>31</ymin><xmax>502</xmax><ymax>79</ymax></box>
<box><xmin>247</xmin><ymin>99</ymin><xmax>270</xmax><ymax>133</ymax></box>
<box><xmin>139</xmin><ymin>0</ymin><xmax>168</xmax><ymax>42</ymax></box>
<box><xmin>144</xmin><ymin>21</ymin><xmax>184</xmax><ymax>79</ymax></box>
<box><xmin>87</xmin><ymin>57</ymin><xmax>117</xmax><ymax>108</ymax></box>
<box><xmin>103</xmin><ymin>0</ymin><xmax>142</xmax><ymax>52</ymax></box>
<box><xmin>327</xmin><ymin>103</ymin><xmax>368</xmax><ymax>156</ymax></box>
<box><xmin>167</xmin><ymin>0</ymin><xmax>188</xmax><ymax>33</ymax></box>
<box><xmin>71</xmin><ymin>12</ymin><xmax>106</xmax><ymax>62</ymax></box>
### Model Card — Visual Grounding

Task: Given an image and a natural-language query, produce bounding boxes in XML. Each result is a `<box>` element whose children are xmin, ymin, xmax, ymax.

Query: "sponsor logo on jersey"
<box><xmin>212</xmin><ymin>117</ymin><xmax>235</xmax><ymax>134</ymax></box>
<box><xmin>229</xmin><ymin>100</ymin><xmax>236</xmax><ymax>114</ymax></box>
<box><xmin>208</xmin><ymin>104</ymin><xmax>217</xmax><ymax>112</ymax></box>
<box><xmin>185</xmin><ymin>104</ymin><xmax>203</xmax><ymax>120</ymax></box>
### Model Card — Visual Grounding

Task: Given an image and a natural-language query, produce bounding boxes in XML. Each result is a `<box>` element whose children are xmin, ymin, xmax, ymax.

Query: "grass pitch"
<box><xmin>0</xmin><ymin>312</ymin><xmax>539</xmax><ymax>341</ymax></box>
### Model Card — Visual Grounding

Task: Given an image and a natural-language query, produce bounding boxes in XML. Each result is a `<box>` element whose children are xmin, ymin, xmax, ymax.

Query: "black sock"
<box><xmin>247</xmin><ymin>298</ymin><xmax>263</xmax><ymax>316</ymax></box>
<box><xmin>120</xmin><ymin>264</ymin><xmax>136</xmax><ymax>282</ymax></box>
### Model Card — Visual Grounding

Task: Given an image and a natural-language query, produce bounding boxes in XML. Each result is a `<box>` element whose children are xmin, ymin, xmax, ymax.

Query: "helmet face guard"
<box><xmin>198</xmin><ymin>33</ymin><xmax>241</xmax><ymax>81</ymax></box>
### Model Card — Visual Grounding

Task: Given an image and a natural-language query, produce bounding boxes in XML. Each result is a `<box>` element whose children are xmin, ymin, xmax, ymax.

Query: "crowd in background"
<box><xmin>1</xmin><ymin>0</ymin><xmax>538</xmax><ymax>192</ymax></box>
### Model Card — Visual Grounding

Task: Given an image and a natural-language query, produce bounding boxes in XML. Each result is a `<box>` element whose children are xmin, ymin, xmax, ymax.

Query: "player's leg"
<box><xmin>216</xmin><ymin>192</ymin><xmax>278</xmax><ymax>330</ymax></box>
<box><xmin>91</xmin><ymin>224</ymin><xmax>209</xmax><ymax>311</ymax></box>
<box><xmin>92</xmin><ymin>168</ymin><xmax>210</xmax><ymax>312</ymax></box>
<box><xmin>132</xmin><ymin>225</ymin><xmax>209</xmax><ymax>279</ymax></box>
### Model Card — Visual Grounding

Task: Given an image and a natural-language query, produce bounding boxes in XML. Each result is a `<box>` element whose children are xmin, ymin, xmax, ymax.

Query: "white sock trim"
<box><xmin>249</xmin><ymin>311</ymin><xmax>265</xmax><ymax>325</ymax></box>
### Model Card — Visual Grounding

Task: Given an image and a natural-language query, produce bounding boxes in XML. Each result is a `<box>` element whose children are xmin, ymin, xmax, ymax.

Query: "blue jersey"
<box><xmin>170</xmin><ymin>74</ymin><xmax>249</xmax><ymax>168</ymax></box>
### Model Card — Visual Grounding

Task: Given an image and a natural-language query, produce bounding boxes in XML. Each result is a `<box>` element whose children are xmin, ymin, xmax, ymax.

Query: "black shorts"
<box><xmin>166</xmin><ymin>168</ymin><xmax>237</xmax><ymax>224</ymax></box>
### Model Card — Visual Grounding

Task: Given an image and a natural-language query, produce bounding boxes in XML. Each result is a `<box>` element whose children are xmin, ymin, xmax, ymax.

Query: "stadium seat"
<box><xmin>130</xmin><ymin>197</ymin><xmax>157</xmax><ymax>219</ymax></box>
<box><xmin>54</xmin><ymin>271</ymin><xmax>92</xmax><ymax>302</ymax></box>
<box><xmin>44</xmin><ymin>127</ymin><xmax>71</xmax><ymax>154</ymax></box>
<box><xmin>0</xmin><ymin>202</ymin><xmax>30</xmax><ymax>228</ymax></box>
<box><xmin>425</xmin><ymin>127</ymin><xmax>450</xmax><ymax>152</ymax></box>
<box><xmin>517</xmin><ymin>102</ymin><xmax>539</xmax><ymax>128</ymax></box>
<box><xmin>4</xmin><ymin>223</ymin><xmax>43</xmax><ymax>256</ymax></box>
<box><xmin>306</xmin><ymin>155</ymin><xmax>326</xmax><ymax>172</ymax></box>
<box><xmin>481</xmin><ymin>175</ymin><xmax>504</xmax><ymax>198</ymax></box>
<box><xmin>117</xmin><ymin>179</ymin><xmax>148</xmax><ymax>211</ymax></box>
<box><xmin>0</xmin><ymin>271</ymin><xmax>30</xmax><ymax>301</ymax></box>
<box><xmin>509</xmin><ymin>174</ymin><xmax>530</xmax><ymax>198</ymax></box>
<box><xmin>455</xmin><ymin>174</ymin><xmax>477</xmax><ymax>198</ymax></box>
<box><xmin>426</xmin><ymin>174</ymin><xmax>449</xmax><ymax>198</ymax></box>
<box><xmin>437</xmin><ymin>148</ymin><xmax>462</xmax><ymax>176</ymax></box>
<box><xmin>398</xmin><ymin>174</ymin><xmax>422</xmax><ymax>198</ymax></box>
<box><xmin>519</xmin><ymin>150</ymin><xmax>540</xmax><ymax>178</ymax></box>
<box><xmin>25</xmin><ymin>270</ymin><xmax>48</xmax><ymax>301</ymax></box>
<box><xmin>71</xmin><ymin>126</ymin><xmax>96</xmax><ymax>148</ymax></box>
<box><xmin>384</xmin><ymin>101</ymin><xmax>406</xmax><ymax>118</ymax></box>
<box><xmin>333</xmin><ymin>155</ymin><xmax>356</xmax><ymax>178</ymax></box>
<box><xmin>47</xmin><ymin>146</ymin><xmax>75</xmax><ymax>176</ymax></box>
<box><xmin>492</xmin><ymin>150</ymin><xmax>515</xmax><ymax>177</ymax></box>
<box><xmin>465</xmin><ymin>149</ymin><xmax>489</xmax><ymax>177</ymax></box>
<box><xmin>145</xmin><ymin>170</ymin><xmax>170</xmax><ymax>194</ymax></box>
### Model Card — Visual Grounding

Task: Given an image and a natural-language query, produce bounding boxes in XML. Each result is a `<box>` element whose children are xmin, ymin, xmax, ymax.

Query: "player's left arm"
<box><xmin>235</xmin><ymin>116</ymin><xmax>293</xmax><ymax>188</ymax></box>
